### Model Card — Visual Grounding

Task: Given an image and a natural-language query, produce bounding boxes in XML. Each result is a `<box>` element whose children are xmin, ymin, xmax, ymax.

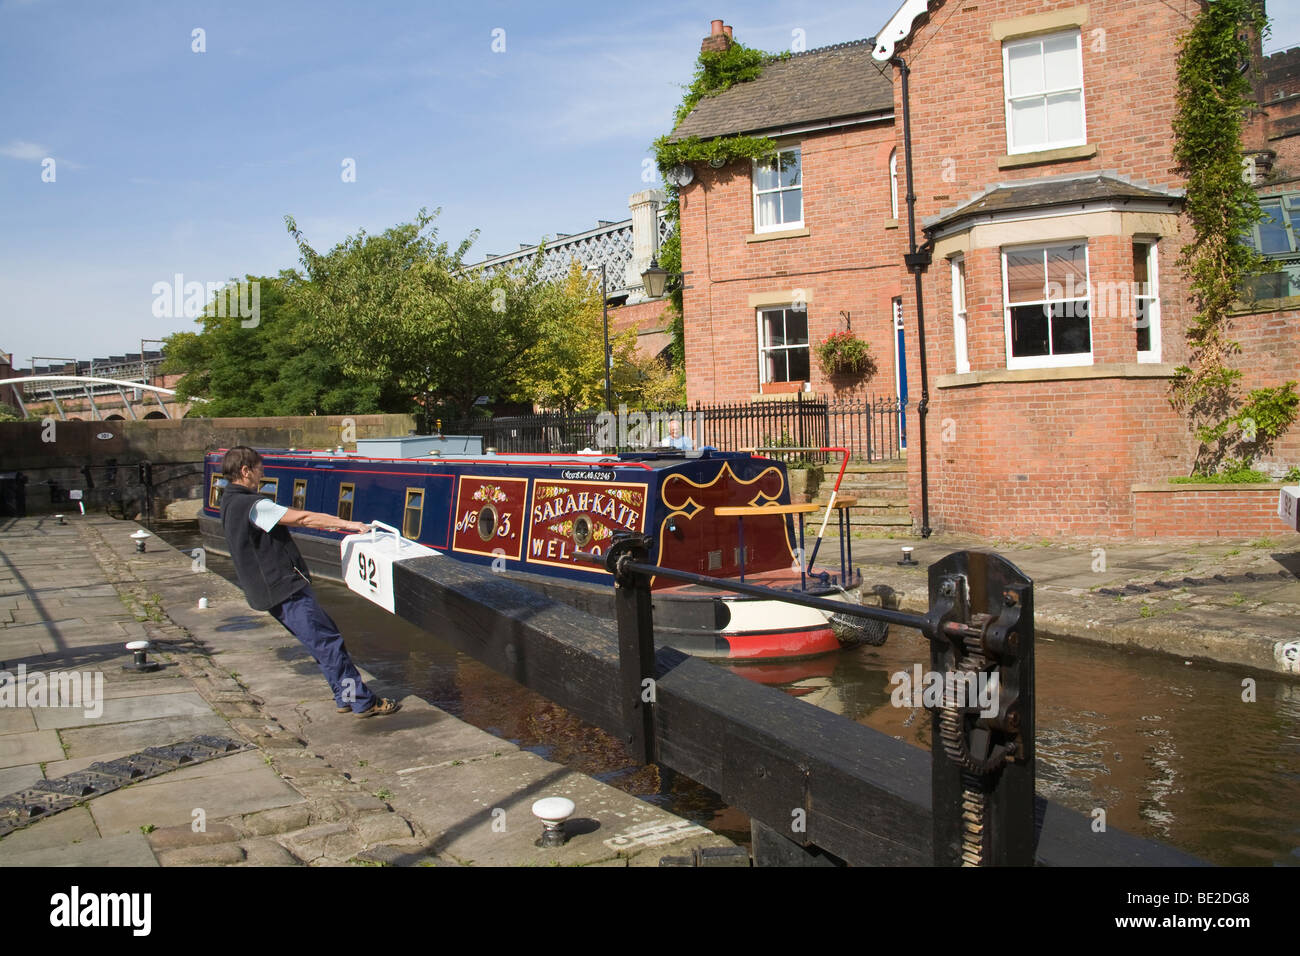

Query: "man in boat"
<box><xmin>663</xmin><ymin>418</ymin><xmax>694</xmax><ymax>451</ymax></box>
<box><xmin>219</xmin><ymin>445</ymin><xmax>400</xmax><ymax>718</ymax></box>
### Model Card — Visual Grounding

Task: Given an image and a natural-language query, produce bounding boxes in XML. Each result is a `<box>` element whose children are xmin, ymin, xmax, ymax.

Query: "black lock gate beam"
<box><xmin>390</xmin><ymin>546</ymin><xmax>1201</xmax><ymax>867</ymax></box>
<box><xmin>590</xmin><ymin>534</ymin><xmax>1035</xmax><ymax>865</ymax></box>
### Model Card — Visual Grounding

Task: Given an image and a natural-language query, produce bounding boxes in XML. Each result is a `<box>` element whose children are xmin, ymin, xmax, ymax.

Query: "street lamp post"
<box><xmin>602</xmin><ymin>264</ymin><xmax>612</xmax><ymax>413</ymax></box>
<box><xmin>640</xmin><ymin>258</ymin><xmax>672</xmax><ymax>300</ymax></box>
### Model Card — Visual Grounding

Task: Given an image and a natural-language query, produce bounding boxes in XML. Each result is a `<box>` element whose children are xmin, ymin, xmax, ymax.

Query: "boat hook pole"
<box><xmin>749</xmin><ymin>446</ymin><xmax>849</xmax><ymax>573</ymax></box>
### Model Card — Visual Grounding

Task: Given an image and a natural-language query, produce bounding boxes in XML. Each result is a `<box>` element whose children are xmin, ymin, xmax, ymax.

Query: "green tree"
<box><xmin>513</xmin><ymin>262</ymin><xmax>688</xmax><ymax>412</ymax></box>
<box><xmin>515</xmin><ymin>263</ymin><xmax>641</xmax><ymax>414</ymax></box>
<box><xmin>618</xmin><ymin>351</ymin><xmax>686</xmax><ymax>411</ymax></box>
<box><xmin>286</xmin><ymin>209</ymin><xmax>550</xmax><ymax>423</ymax></box>
<box><xmin>162</xmin><ymin>272</ymin><xmax>404</xmax><ymax>417</ymax></box>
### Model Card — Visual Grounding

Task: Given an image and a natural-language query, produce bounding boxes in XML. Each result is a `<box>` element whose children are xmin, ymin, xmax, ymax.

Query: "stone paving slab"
<box><xmin>0</xmin><ymin>730</ymin><xmax>66</xmax><ymax>767</ymax></box>
<box><xmin>284</xmin><ymin>697</ymin><xmax>521</xmax><ymax>774</ymax></box>
<box><xmin>0</xmin><ymin>709</ymin><xmax>38</xmax><ymax>735</ymax></box>
<box><xmin>99</xmin><ymin>675</ymin><xmax>196</xmax><ymax>700</ymax></box>
<box><xmin>32</xmin><ymin>690</ymin><xmax>212</xmax><ymax>731</ymax></box>
<box><xmin>129</xmin><ymin>749</ymin><xmax>268</xmax><ymax>788</ymax></box>
<box><xmin>0</xmin><ymin>831</ymin><xmax>159</xmax><ymax>867</ymax></box>
<box><xmin>379</xmin><ymin>750</ymin><xmax>732</xmax><ymax>866</ymax></box>
<box><xmin>0</xmin><ymin>805</ymin><xmax>101</xmax><ymax>854</ymax></box>
<box><xmin>58</xmin><ymin>712</ymin><xmax>235</xmax><ymax>759</ymax></box>
<box><xmin>2</xmin><ymin>620</ymin><xmax>129</xmax><ymax>648</ymax></box>
<box><xmin>0</xmin><ymin>638</ymin><xmax>51</xmax><ymax>660</ymax></box>
<box><xmin>40</xmin><ymin>750</ymin><xmax>133</xmax><ymax>778</ymax></box>
<box><xmin>89</xmin><ymin>762</ymin><xmax>304</xmax><ymax>837</ymax></box>
<box><xmin>0</xmin><ymin>762</ymin><xmax>43</xmax><ymax>794</ymax></box>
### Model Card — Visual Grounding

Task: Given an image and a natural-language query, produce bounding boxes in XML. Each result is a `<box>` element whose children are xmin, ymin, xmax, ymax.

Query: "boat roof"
<box><xmin>209</xmin><ymin>447</ymin><xmax>746</xmax><ymax>470</ymax></box>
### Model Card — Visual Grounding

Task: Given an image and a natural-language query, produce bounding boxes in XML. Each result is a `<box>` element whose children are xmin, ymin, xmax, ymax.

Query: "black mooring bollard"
<box><xmin>923</xmin><ymin>550</ymin><xmax>1034</xmax><ymax>867</ymax></box>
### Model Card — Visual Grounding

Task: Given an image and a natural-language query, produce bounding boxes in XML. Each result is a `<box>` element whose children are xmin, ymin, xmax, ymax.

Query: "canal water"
<box><xmin>156</xmin><ymin>525</ymin><xmax>1300</xmax><ymax>866</ymax></box>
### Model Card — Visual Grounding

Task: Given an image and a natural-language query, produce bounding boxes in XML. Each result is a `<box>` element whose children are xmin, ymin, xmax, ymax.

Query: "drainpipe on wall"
<box><xmin>892</xmin><ymin>54</ymin><xmax>933</xmax><ymax>538</ymax></box>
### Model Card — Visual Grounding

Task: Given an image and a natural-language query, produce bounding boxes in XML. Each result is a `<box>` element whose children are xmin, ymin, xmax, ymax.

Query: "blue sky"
<box><xmin>3</xmin><ymin>0</ymin><xmax>1299</xmax><ymax>367</ymax></box>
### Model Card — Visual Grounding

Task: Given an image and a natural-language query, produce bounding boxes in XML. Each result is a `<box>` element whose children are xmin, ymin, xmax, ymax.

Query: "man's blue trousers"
<box><xmin>269</xmin><ymin>585</ymin><xmax>376</xmax><ymax>713</ymax></box>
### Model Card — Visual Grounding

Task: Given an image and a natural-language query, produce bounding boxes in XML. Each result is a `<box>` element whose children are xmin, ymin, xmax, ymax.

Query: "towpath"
<box><xmin>0</xmin><ymin>515</ymin><xmax>736</xmax><ymax>867</ymax></box>
<box><xmin>837</xmin><ymin>531</ymin><xmax>1300</xmax><ymax>677</ymax></box>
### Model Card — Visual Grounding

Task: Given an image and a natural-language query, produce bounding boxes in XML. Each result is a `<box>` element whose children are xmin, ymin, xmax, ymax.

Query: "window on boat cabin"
<box><xmin>291</xmin><ymin>479</ymin><xmax>307</xmax><ymax>511</ymax></box>
<box><xmin>1002</xmin><ymin>242</ymin><xmax>1092</xmax><ymax>369</ymax></box>
<box><xmin>477</xmin><ymin>505</ymin><xmax>498</xmax><ymax>541</ymax></box>
<box><xmin>1133</xmin><ymin>240</ymin><xmax>1161</xmax><ymax>362</ymax></box>
<box><xmin>757</xmin><ymin>306</ymin><xmax>810</xmax><ymax>384</ymax></box>
<box><xmin>572</xmin><ymin>514</ymin><xmax>593</xmax><ymax>549</ymax></box>
<box><xmin>208</xmin><ymin>475</ymin><xmax>227</xmax><ymax>508</ymax></box>
<box><xmin>403</xmin><ymin>487</ymin><xmax>423</xmax><ymax>539</ymax></box>
<box><xmin>337</xmin><ymin>483</ymin><xmax>355</xmax><ymax>522</ymax></box>
<box><xmin>257</xmin><ymin>477</ymin><xmax>278</xmax><ymax>500</ymax></box>
<box><xmin>1003</xmin><ymin>30</ymin><xmax>1086</xmax><ymax>155</ymax></box>
<box><xmin>753</xmin><ymin>147</ymin><xmax>803</xmax><ymax>232</ymax></box>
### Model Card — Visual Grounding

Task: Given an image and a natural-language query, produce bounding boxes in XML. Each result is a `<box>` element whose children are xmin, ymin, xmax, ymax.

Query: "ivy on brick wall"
<box><xmin>651</xmin><ymin>39</ymin><xmax>791</xmax><ymax>365</ymax></box>
<box><xmin>1170</xmin><ymin>0</ymin><xmax>1297</xmax><ymax>474</ymax></box>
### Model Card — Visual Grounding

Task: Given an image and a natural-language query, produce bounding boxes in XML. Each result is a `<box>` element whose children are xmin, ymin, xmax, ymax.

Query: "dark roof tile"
<box><xmin>925</xmin><ymin>173</ymin><xmax>1184</xmax><ymax>231</ymax></box>
<box><xmin>669</xmin><ymin>40</ymin><xmax>893</xmax><ymax>142</ymax></box>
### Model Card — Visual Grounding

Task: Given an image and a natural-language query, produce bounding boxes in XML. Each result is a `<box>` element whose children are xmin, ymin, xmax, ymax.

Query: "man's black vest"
<box><xmin>220</xmin><ymin>482</ymin><xmax>311</xmax><ymax>611</ymax></box>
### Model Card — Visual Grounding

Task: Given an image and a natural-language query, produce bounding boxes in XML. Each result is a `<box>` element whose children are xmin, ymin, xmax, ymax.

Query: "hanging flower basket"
<box><xmin>815</xmin><ymin>331</ymin><xmax>875</xmax><ymax>378</ymax></box>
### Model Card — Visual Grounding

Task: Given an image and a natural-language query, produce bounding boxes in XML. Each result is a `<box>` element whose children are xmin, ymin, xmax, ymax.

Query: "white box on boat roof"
<box><xmin>355</xmin><ymin>434</ymin><xmax>483</xmax><ymax>457</ymax></box>
<box><xmin>1280</xmin><ymin>485</ymin><xmax>1300</xmax><ymax>532</ymax></box>
<box><xmin>342</xmin><ymin>522</ymin><xmax>441</xmax><ymax>613</ymax></box>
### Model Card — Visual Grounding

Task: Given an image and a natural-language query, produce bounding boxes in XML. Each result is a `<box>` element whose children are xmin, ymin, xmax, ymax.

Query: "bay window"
<box><xmin>1134</xmin><ymin>241</ymin><xmax>1161</xmax><ymax>362</ymax></box>
<box><xmin>952</xmin><ymin>256</ymin><xmax>970</xmax><ymax>373</ymax></box>
<box><xmin>1003</xmin><ymin>242</ymin><xmax>1092</xmax><ymax>368</ymax></box>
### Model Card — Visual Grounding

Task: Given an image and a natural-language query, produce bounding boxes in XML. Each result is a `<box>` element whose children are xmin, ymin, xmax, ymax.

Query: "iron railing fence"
<box><xmin>444</xmin><ymin>395</ymin><xmax>905</xmax><ymax>462</ymax></box>
<box><xmin>826</xmin><ymin>395</ymin><xmax>905</xmax><ymax>462</ymax></box>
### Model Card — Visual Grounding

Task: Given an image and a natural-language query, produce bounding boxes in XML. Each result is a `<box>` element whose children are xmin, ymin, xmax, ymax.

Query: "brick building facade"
<box><xmin>673</xmin><ymin>35</ymin><xmax>904</xmax><ymax>405</ymax></box>
<box><xmin>670</xmin><ymin>4</ymin><xmax>1300</xmax><ymax>539</ymax></box>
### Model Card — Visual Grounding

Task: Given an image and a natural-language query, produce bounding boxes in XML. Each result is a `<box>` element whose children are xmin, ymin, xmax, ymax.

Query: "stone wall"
<box><xmin>0</xmin><ymin>414</ymin><xmax>416</xmax><ymax>515</ymax></box>
<box><xmin>1259</xmin><ymin>44</ymin><xmax>1300</xmax><ymax>175</ymax></box>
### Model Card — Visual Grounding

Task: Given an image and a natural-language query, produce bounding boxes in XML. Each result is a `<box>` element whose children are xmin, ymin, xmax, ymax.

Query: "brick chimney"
<box><xmin>701</xmin><ymin>19</ymin><xmax>733</xmax><ymax>54</ymax></box>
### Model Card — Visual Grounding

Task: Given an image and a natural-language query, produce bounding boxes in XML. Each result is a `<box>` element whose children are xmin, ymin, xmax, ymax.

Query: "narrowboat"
<box><xmin>198</xmin><ymin>437</ymin><xmax>881</xmax><ymax>662</ymax></box>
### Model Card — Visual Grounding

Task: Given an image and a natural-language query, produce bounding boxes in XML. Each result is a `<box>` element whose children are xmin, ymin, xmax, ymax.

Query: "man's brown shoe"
<box><xmin>355</xmin><ymin>697</ymin><xmax>401</xmax><ymax>718</ymax></box>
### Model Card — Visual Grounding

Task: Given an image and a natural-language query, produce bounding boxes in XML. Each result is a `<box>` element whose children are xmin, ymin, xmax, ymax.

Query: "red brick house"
<box><xmin>671</xmin><ymin>31</ymin><xmax>905</xmax><ymax>405</ymax></box>
<box><xmin>671</xmin><ymin>5</ymin><xmax>1300</xmax><ymax>539</ymax></box>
